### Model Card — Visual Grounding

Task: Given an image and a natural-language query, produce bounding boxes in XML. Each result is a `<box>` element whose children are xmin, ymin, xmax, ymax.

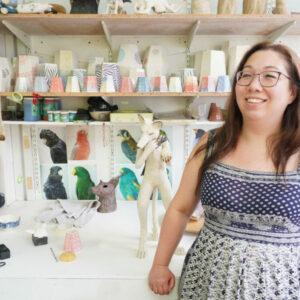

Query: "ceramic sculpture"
<box><xmin>243</xmin><ymin>0</ymin><xmax>268</xmax><ymax>14</ymax></box>
<box><xmin>117</xmin><ymin>44</ymin><xmax>142</xmax><ymax>77</ymax></box>
<box><xmin>143</xmin><ymin>45</ymin><xmax>167</xmax><ymax>78</ymax></box>
<box><xmin>135</xmin><ymin>115</ymin><xmax>184</xmax><ymax>258</ymax></box>
<box><xmin>91</xmin><ymin>176</ymin><xmax>120</xmax><ymax>213</ymax></box>
<box><xmin>71</xmin><ymin>0</ymin><xmax>98</xmax><ymax>13</ymax></box>
<box><xmin>274</xmin><ymin>0</ymin><xmax>290</xmax><ymax>14</ymax></box>
<box><xmin>217</xmin><ymin>0</ymin><xmax>238</xmax><ymax>14</ymax></box>
<box><xmin>134</xmin><ymin>0</ymin><xmax>187</xmax><ymax>14</ymax></box>
<box><xmin>106</xmin><ymin>0</ymin><xmax>132</xmax><ymax>14</ymax></box>
<box><xmin>191</xmin><ymin>0</ymin><xmax>211</xmax><ymax>14</ymax></box>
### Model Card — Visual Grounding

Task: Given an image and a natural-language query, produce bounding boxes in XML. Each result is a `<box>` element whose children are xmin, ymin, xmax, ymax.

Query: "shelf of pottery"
<box><xmin>0</xmin><ymin>0</ymin><xmax>298</xmax><ymax>126</ymax></box>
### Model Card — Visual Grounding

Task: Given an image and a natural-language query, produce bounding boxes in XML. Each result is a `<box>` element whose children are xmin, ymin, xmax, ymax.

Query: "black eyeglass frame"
<box><xmin>236</xmin><ymin>70</ymin><xmax>291</xmax><ymax>87</ymax></box>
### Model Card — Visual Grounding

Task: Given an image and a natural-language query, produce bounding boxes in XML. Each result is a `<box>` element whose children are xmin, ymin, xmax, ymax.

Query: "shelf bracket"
<box><xmin>265</xmin><ymin>21</ymin><xmax>296</xmax><ymax>42</ymax></box>
<box><xmin>101</xmin><ymin>20</ymin><xmax>112</xmax><ymax>50</ymax></box>
<box><xmin>187</xmin><ymin>20</ymin><xmax>200</xmax><ymax>52</ymax></box>
<box><xmin>2</xmin><ymin>20</ymin><xmax>32</xmax><ymax>51</ymax></box>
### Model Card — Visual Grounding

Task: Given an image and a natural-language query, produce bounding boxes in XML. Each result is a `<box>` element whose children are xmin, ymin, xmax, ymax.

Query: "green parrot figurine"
<box><xmin>72</xmin><ymin>166</ymin><xmax>95</xmax><ymax>200</ymax></box>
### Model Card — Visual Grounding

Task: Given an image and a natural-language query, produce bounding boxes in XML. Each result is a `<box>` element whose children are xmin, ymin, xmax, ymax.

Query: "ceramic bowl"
<box><xmin>89</xmin><ymin>111</ymin><xmax>110</xmax><ymax>121</ymax></box>
<box><xmin>0</xmin><ymin>214</ymin><xmax>21</xmax><ymax>229</ymax></box>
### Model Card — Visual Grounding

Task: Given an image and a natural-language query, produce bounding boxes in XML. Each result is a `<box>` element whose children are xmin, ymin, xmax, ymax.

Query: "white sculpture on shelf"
<box><xmin>217</xmin><ymin>0</ymin><xmax>238</xmax><ymax>14</ymax></box>
<box><xmin>243</xmin><ymin>0</ymin><xmax>268</xmax><ymax>14</ymax></box>
<box><xmin>191</xmin><ymin>0</ymin><xmax>211</xmax><ymax>14</ymax></box>
<box><xmin>135</xmin><ymin>115</ymin><xmax>173</xmax><ymax>258</ymax></box>
<box><xmin>106</xmin><ymin>0</ymin><xmax>132</xmax><ymax>14</ymax></box>
<box><xmin>134</xmin><ymin>0</ymin><xmax>187</xmax><ymax>14</ymax></box>
<box><xmin>274</xmin><ymin>0</ymin><xmax>290</xmax><ymax>14</ymax></box>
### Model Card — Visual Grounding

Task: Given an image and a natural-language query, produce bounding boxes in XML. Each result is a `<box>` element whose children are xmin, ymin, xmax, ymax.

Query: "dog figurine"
<box><xmin>135</xmin><ymin>115</ymin><xmax>183</xmax><ymax>258</ymax></box>
<box><xmin>91</xmin><ymin>176</ymin><xmax>120</xmax><ymax>213</ymax></box>
<box><xmin>106</xmin><ymin>0</ymin><xmax>132</xmax><ymax>14</ymax></box>
<box><xmin>134</xmin><ymin>0</ymin><xmax>186</xmax><ymax>14</ymax></box>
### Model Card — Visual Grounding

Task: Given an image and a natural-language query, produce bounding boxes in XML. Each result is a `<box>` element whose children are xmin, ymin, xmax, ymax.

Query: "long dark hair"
<box><xmin>193</xmin><ymin>41</ymin><xmax>300</xmax><ymax>195</ymax></box>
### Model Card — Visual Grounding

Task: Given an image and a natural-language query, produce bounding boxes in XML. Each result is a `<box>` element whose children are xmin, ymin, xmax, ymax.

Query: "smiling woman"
<box><xmin>148</xmin><ymin>42</ymin><xmax>300</xmax><ymax>299</ymax></box>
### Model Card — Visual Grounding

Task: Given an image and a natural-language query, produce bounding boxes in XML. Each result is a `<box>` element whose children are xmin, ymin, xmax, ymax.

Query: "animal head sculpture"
<box><xmin>137</xmin><ymin>114</ymin><xmax>162</xmax><ymax>149</ymax></box>
<box><xmin>91</xmin><ymin>176</ymin><xmax>120</xmax><ymax>213</ymax></box>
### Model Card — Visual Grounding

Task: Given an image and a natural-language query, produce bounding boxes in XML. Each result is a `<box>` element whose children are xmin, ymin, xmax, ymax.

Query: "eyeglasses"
<box><xmin>236</xmin><ymin>70</ymin><xmax>291</xmax><ymax>87</ymax></box>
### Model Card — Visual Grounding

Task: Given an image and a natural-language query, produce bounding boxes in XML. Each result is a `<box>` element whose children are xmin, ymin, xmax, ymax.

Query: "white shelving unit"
<box><xmin>1</xmin><ymin>12</ymin><xmax>300</xmax><ymax>300</ymax></box>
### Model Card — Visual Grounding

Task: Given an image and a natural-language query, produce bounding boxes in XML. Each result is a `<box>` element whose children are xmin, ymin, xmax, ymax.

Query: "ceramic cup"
<box><xmin>151</xmin><ymin>76</ymin><xmax>168</xmax><ymax>92</ymax></box>
<box><xmin>100</xmin><ymin>75</ymin><xmax>115</xmax><ymax>92</ymax></box>
<box><xmin>135</xmin><ymin>76</ymin><xmax>151</xmax><ymax>92</ymax></box>
<box><xmin>72</xmin><ymin>69</ymin><xmax>87</xmax><ymax>91</ymax></box>
<box><xmin>200</xmin><ymin>76</ymin><xmax>216</xmax><ymax>92</ymax></box>
<box><xmin>119</xmin><ymin>77</ymin><xmax>134</xmax><ymax>93</ymax></box>
<box><xmin>34</xmin><ymin>76</ymin><xmax>49</xmax><ymax>92</ymax></box>
<box><xmin>180</xmin><ymin>68</ymin><xmax>196</xmax><ymax>88</ymax></box>
<box><xmin>184</xmin><ymin>76</ymin><xmax>199</xmax><ymax>92</ymax></box>
<box><xmin>168</xmin><ymin>76</ymin><xmax>182</xmax><ymax>92</ymax></box>
<box><xmin>49</xmin><ymin>77</ymin><xmax>64</xmax><ymax>93</ymax></box>
<box><xmin>129</xmin><ymin>68</ymin><xmax>145</xmax><ymax>88</ymax></box>
<box><xmin>65</xmin><ymin>76</ymin><xmax>80</xmax><ymax>93</ymax></box>
<box><xmin>83</xmin><ymin>76</ymin><xmax>98</xmax><ymax>92</ymax></box>
<box><xmin>216</xmin><ymin>75</ymin><xmax>231</xmax><ymax>92</ymax></box>
<box><xmin>15</xmin><ymin>77</ymin><xmax>31</xmax><ymax>92</ymax></box>
<box><xmin>64</xmin><ymin>229</ymin><xmax>82</xmax><ymax>253</ymax></box>
<box><xmin>96</xmin><ymin>63</ymin><xmax>121</xmax><ymax>92</ymax></box>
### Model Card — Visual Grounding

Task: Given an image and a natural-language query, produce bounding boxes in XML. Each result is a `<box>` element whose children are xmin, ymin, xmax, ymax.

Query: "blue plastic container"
<box><xmin>23</xmin><ymin>98</ymin><xmax>40</xmax><ymax>121</ymax></box>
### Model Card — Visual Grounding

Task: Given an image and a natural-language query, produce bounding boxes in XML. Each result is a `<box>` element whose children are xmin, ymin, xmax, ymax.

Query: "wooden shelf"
<box><xmin>0</xmin><ymin>92</ymin><xmax>230</xmax><ymax>97</ymax></box>
<box><xmin>3</xmin><ymin>120</ymin><xmax>224</xmax><ymax>126</ymax></box>
<box><xmin>0</xmin><ymin>14</ymin><xmax>300</xmax><ymax>36</ymax></box>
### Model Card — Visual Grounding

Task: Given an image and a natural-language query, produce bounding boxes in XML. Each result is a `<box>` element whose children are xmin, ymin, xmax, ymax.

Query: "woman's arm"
<box><xmin>148</xmin><ymin>132</ymin><xmax>209</xmax><ymax>295</ymax></box>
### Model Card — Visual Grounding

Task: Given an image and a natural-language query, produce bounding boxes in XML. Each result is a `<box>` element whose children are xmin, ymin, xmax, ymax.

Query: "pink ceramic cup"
<box><xmin>119</xmin><ymin>77</ymin><xmax>134</xmax><ymax>93</ymax></box>
<box><xmin>49</xmin><ymin>77</ymin><xmax>64</xmax><ymax>93</ymax></box>
<box><xmin>64</xmin><ymin>230</ymin><xmax>82</xmax><ymax>253</ymax></box>
<box><xmin>184</xmin><ymin>76</ymin><xmax>199</xmax><ymax>92</ymax></box>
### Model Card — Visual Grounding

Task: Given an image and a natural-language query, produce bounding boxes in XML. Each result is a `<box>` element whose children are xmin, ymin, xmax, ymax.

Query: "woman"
<box><xmin>148</xmin><ymin>42</ymin><xmax>300</xmax><ymax>299</ymax></box>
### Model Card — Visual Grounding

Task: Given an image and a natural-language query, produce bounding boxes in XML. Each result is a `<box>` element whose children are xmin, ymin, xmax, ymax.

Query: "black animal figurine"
<box><xmin>91</xmin><ymin>176</ymin><xmax>120</xmax><ymax>213</ymax></box>
<box><xmin>43</xmin><ymin>166</ymin><xmax>68</xmax><ymax>200</ymax></box>
<box><xmin>70</xmin><ymin>0</ymin><xmax>99</xmax><ymax>14</ymax></box>
<box><xmin>40</xmin><ymin>129</ymin><xmax>67</xmax><ymax>163</ymax></box>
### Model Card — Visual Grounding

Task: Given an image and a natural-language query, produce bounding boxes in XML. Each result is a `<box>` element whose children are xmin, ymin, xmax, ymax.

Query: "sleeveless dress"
<box><xmin>179</xmin><ymin>157</ymin><xmax>300</xmax><ymax>299</ymax></box>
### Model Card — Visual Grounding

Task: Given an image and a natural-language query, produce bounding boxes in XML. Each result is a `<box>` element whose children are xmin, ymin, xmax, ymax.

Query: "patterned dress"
<box><xmin>180</xmin><ymin>161</ymin><xmax>300</xmax><ymax>300</ymax></box>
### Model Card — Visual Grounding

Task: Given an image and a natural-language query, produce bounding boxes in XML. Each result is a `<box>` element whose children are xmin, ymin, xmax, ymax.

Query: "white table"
<box><xmin>0</xmin><ymin>201</ymin><xmax>196</xmax><ymax>300</ymax></box>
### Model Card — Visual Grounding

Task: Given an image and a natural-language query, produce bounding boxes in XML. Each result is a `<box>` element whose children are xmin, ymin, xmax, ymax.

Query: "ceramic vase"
<box><xmin>100</xmin><ymin>75</ymin><xmax>116</xmax><ymax>92</ymax></box>
<box><xmin>168</xmin><ymin>76</ymin><xmax>182</xmax><ymax>92</ymax></box>
<box><xmin>72</xmin><ymin>69</ymin><xmax>87</xmax><ymax>91</ymax></box>
<box><xmin>208</xmin><ymin>103</ymin><xmax>224</xmax><ymax>121</ymax></box>
<box><xmin>83</xmin><ymin>76</ymin><xmax>98</xmax><ymax>92</ymax></box>
<box><xmin>95</xmin><ymin>63</ymin><xmax>121</xmax><ymax>92</ymax></box>
<box><xmin>151</xmin><ymin>76</ymin><xmax>168</xmax><ymax>92</ymax></box>
<box><xmin>117</xmin><ymin>44</ymin><xmax>142</xmax><ymax>77</ymax></box>
<box><xmin>49</xmin><ymin>77</ymin><xmax>64</xmax><ymax>93</ymax></box>
<box><xmin>15</xmin><ymin>77</ymin><xmax>31</xmax><ymax>92</ymax></box>
<box><xmin>135</xmin><ymin>77</ymin><xmax>151</xmax><ymax>92</ymax></box>
<box><xmin>217</xmin><ymin>0</ymin><xmax>238</xmax><ymax>14</ymax></box>
<box><xmin>191</xmin><ymin>0</ymin><xmax>211</xmax><ymax>14</ymax></box>
<box><xmin>38</xmin><ymin>63</ymin><xmax>58</xmax><ymax>89</ymax></box>
<box><xmin>0</xmin><ymin>57</ymin><xmax>13</xmax><ymax>92</ymax></box>
<box><xmin>143</xmin><ymin>45</ymin><xmax>167</xmax><ymax>79</ymax></box>
<box><xmin>200</xmin><ymin>76</ymin><xmax>216</xmax><ymax>92</ymax></box>
<box><xmin>243</xmin><ymin>0</ymin><xmax>268</xmax><ymax>14</ymax></box>
<box><xmin>34</xmin><ymin>76</ymin><xmax>49</xmax><ymax>92</ymax></box>
<box><xmin>184</xmin><ymin>76</ymin><xmax>199</xmax><ymax>92</ymax></box>
<box><xmin>65</xmin><ymin>76</ymin><xmax>80</xmax><ymax>92</ymax></box>
<box><xmin>274</xmin><ymin>0</ymin><xmax>290</xmax><ymax>14</ymax></box>
<box><xmin>119</xmin><ymin>77</ymin><xmax>134</xmax><ymax>93</ymax></box>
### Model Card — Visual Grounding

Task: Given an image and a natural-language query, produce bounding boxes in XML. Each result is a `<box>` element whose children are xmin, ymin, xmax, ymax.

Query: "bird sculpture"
<box><xmin>119</xmin><ymin>167</ymin><xmax>140</xmax><ymax>200</ymax></box>
<box><xmin>43</xmin><ymin>166</ymin><xmax>68</xmax><ymax>200</ymax></box>
<box><xmin>72</xmin><ymin>166</ymin><xmax>95</xmax><ymax>200</ymax></box>
<box><xmin>40</xmin><ymin>129</ymin><xmax>67</xmax><ymax>163</ymax></box>
<box><xmin>117</xmin><ymin>129</ymin><xmax>137</xmax><ymax>163</ymax></box>
<box><xmin>70</xmin><ymin>130</ymin><xmax>91</xmax><ymax>160</ymax></box>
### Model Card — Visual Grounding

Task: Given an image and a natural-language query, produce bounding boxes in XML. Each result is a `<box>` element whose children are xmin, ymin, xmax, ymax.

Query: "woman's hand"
<box><xmin>148</xmin><ymin>265</ymin><xmax>175</xmax><ymax>295</ymax></box>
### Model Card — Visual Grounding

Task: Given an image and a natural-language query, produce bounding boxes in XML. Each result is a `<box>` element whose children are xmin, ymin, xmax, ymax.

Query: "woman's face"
<box><xmin>235</xmin><ymin>49</ymin><xmax>295</xmax><ymax>124</ymax></box>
